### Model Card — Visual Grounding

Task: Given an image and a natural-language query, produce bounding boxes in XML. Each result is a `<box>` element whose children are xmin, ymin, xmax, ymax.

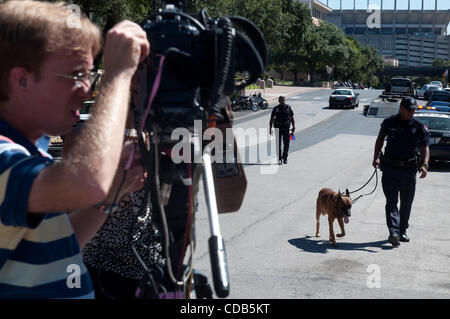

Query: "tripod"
<box><xmin>134</xmin><ymin>129</ymin><xmax>230</xmax><ymax>298</ymax></box>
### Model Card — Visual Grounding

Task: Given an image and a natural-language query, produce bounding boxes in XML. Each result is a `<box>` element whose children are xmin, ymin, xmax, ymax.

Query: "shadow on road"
<box><xmin>288</xmin><ymin>236</ymin><xmax>393</xmax><ymax>253</ymax></box>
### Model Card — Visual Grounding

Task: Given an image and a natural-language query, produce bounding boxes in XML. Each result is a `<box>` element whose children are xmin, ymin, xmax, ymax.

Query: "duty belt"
<box><xmin>274</xmin><ymin>121</ymin><xmax>290</xmax><ymax>128</ymax></box>
<box><xmin>384</xmin><ymin>156</ymin><xmax>417</xmax><ymax>168</ymax></box>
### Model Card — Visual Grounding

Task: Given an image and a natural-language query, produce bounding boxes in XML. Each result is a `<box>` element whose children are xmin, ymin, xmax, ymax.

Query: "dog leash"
<box><xmin>348</xmin><ymin>168</ymin><xmax>379</xmax><ymax>204</ymax></box>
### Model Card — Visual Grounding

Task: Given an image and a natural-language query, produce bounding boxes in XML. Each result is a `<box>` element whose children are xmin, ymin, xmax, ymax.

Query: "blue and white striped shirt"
<box><xmin>0</xmin><ymin>119</ymin><xmax>94</xmax><ymax>298</ymax></box>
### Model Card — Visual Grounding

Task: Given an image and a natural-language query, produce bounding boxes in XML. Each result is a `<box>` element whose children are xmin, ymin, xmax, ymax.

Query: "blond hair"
<box><xmin>0</xmin><ymin>0</ymin><xmax>102</xmax><ymax>101</ymax></box>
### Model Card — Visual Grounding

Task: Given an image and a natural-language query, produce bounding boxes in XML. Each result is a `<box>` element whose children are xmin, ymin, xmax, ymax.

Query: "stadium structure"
<box><xmin>323</xmin><ymin>0</ymin><xmax>450</xmax><ymax>67</ymax></box>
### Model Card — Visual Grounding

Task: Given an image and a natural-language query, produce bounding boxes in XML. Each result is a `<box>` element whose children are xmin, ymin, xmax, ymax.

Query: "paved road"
<box><xmin>193</xmin><ymin>88</ymin><xmax>450</xmax><ymax>299</ymax></box>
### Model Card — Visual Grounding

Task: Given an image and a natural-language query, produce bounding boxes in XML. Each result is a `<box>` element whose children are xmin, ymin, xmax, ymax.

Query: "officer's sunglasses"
<box><xmin>49</xmin><ymin>70</ymin><xmax>100</xmax><ymax>90</ymax></box>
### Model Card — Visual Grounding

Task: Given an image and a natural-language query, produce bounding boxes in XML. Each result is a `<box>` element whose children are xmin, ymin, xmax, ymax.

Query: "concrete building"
<box><xmin>325</xmin><ymin>0</ymin><xmax>450</xmax><ymax>66</ymax></box>
<box><xmin>299</xmin><ymin>0</ymin><xmax>333</xmax><ymax>26</ymax></box>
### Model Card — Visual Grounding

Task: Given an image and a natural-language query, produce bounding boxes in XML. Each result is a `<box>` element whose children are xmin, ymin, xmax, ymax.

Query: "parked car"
<box><xmin>415</xmin><ymin>84</ymin><xmax>430</xmax><ymax>99</ymax></box>
<box><xmin>386</xmin><ymin>78</ymin><xmax>415</xmax><ymax>96</ymax></box>
<box><xmin>417</xmin><ymin>104</ymin><xmax>450</xmax><ymax>113</ymax></box>
<box><xmin>423</xmin><ymin>85</ymin><xmax>442</xmax><ymax>101</ymax></box>
<box><xmin>429</xmin><ymin>81</ymin><xmax>443</xmax><ymax>88</ymax></box>
<box><xmin>414</xmin><ymin>112</ymin><xmax>450</xmax><ymax>161</ymax></box>
<box><xmin>329</xmin><ymin>89</ymin><xmax>359</xmax><ymax>109</ymax></box>
<box><xmin>428</xmin><ymin>102</ymin><xmax>450</xmax><ymax>113</ymax></box>
<box><xmin>444</xmin><ymin>87</ymin><xmax>450</xmax><ymax>93</ymax></box>
<box><xmin>426</xmin><ymin>91</ymin><xmax>450</xmax><ymax>107</ymax></box>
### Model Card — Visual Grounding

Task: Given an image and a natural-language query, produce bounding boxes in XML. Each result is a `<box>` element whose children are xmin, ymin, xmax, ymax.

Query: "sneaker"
<box><xmin>283</xmin><ymin>159</ymin><xmax>288</xmax><ymax>164</ymax></box>
<box><xmin>388</xmin><ymin>235</ymin><xmax>400</xmax><ymax>247</ymax></box>
<box><xmin>278</xmin><ymin>160</ymin><xmax>283</xmax><ymax>165</ymax></box>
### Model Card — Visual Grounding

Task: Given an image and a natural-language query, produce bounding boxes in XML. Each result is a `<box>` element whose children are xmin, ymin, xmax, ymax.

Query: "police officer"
<box><xmin>372</xmin><ymin>96</ymin><xmax>430</xmax><ymax>247</ymax></box>
<box><xmin>269</xmin><ymin>96</ymin><xmax>295</xmax><ymax>164</ymax></box>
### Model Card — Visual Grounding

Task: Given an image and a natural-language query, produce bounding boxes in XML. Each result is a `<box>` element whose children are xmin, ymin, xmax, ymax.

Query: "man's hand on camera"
<box><xmin>103</xmin><ymin>20</ymin><xmax>150</xmax><ymax>78</ymax></box>
<box><xmin>104</xmin><ymin>141</ymin><xmax>144</xmax><ymax>204</ymax></box>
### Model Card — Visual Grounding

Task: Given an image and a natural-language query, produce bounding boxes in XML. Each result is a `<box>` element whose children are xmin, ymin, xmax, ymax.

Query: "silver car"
<box><xmin>429</xmin><ymin>81</ymin><xmax>443</xmax><ymax>88</ymax></box>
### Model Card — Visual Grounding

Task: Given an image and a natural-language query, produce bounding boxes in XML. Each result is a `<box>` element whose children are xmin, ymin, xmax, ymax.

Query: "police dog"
<box><xmin>315</xmin><ymin>188</ymin><xmax>352</xmax><ymax>247</ymax></box>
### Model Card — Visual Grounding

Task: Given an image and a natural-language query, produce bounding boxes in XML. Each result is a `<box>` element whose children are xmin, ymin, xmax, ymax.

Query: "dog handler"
<box><xmin>372</xmin><ymin>97</ymin><xmax>430</xmax><ymax>247</ymax></box>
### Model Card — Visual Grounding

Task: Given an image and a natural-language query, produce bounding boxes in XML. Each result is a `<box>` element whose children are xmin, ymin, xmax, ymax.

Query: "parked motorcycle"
<box><xmin>231</xmin><ymin>95</ymin><xmax>259</xmax><ymax>112</ymax></box>
<box><xmin>250</xmin><ymin>92</ymin><xmax>268</xmax><ymax>110</ymax></box>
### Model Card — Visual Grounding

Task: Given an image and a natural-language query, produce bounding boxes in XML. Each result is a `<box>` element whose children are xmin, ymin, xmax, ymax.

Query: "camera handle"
<box><xmin>202</xmin><ymin>150</ymin><xmax>230</xmax><ymax>298</ymax></box>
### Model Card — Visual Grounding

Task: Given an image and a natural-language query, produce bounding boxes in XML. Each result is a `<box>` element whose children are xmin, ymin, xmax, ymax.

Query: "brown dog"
<box><xmin>315</xmin><ymin>188</ymin><xmax>352</xmax><ymax>247</ymax></box>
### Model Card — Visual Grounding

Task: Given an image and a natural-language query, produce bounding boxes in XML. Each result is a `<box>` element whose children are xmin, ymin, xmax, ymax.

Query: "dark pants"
<box><xmin>381</xmin><ymin>165</ymin><xmax>417</xmax><ymax>237</ymax></box>
<box><xmin>275</xmin><ymin>126</ymin><xmax>290</xmax><ymax>161</ymax></box>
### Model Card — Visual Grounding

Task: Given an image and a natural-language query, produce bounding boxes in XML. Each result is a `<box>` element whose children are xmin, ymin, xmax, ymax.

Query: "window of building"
<box><xmin>409</xmin><ymin>28</ymin><xmax>420</xmax><ymax>36</ymax></box>
<box><xmin>382</xmin><ymin>39</ymin><xmax>394</xmax><ymax>49</ymax></box>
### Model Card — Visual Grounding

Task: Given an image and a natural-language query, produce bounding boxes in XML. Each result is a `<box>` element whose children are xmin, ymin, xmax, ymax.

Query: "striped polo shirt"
<box><xmin>0</xmin><ymin>119</ymin><xmax>94</xmax><ymax>298</ymax></box>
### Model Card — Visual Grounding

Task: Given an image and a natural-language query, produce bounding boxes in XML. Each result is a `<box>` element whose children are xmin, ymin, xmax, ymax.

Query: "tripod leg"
<box><xmin>202</xmin><ymin>152</ymin><xmax>230</xmax><ymax>298</ymax></box>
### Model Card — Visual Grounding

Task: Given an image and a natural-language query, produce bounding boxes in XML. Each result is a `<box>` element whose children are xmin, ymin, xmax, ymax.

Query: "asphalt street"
<box><xmin>193</xmin><ymin>88</ymin><xmax>450</xmax><ymax>299</ymax></box>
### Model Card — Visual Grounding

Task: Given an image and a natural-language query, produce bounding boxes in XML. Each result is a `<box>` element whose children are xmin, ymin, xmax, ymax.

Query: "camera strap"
<box><xmin>138</xmin><ymin>54</ymin><xmax>167</xmax><ymax>134</ymax></box>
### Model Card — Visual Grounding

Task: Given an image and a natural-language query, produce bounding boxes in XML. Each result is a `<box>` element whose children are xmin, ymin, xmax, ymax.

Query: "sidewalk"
<box><xmin>245</xmin><ymin>85</ymin><xmax>324</xmax><ymax>106</ymax></box>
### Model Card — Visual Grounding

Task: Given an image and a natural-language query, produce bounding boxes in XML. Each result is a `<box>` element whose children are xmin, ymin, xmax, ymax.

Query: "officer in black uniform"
<box><xmin>269</xmin><ymin>96</ymin><xmax>295</xmax><ymax>164</ymax></box>
<box><xmin>372</xmin><ymin>97</ymin><xmax>430</xmax><ymax>247</ymax></box>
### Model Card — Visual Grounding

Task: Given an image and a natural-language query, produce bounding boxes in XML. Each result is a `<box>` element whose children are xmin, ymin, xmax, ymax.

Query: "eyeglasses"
<box><xmin>49</xmin><ymin>70</ymin><xmax>99</xmax><ymax>89</ymax></box>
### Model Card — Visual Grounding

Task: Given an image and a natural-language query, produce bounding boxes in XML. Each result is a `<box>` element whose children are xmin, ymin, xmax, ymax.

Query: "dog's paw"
<box><xmin>337</xmin><ymin>233</ymin><xmax>345</xmax><ymax>238</ymax></box>
<box><xmin>315</xmin><ymin>233</ymin><xmax>321</xmax><ymax>237</ymax></box>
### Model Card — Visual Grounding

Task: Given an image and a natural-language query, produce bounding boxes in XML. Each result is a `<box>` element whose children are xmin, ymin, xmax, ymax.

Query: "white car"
<box><xmin>429</xmin><ymin>81</ymin><xmax>443</xmax><ymax>88</ymax></box>
<box><xmin>329</xmin><ymin>89</ymin><xmax>359</xmax><ymax>109</ymax></box>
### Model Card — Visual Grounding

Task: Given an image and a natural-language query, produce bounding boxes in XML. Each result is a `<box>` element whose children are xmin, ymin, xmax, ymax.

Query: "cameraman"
<box><xmin>0</xmin><ymin>0</ymin><xmax>149</xmax><ymax>298</ymax></box>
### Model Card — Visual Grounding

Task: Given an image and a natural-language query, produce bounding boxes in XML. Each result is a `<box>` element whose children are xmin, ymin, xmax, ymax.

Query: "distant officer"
<box><xmin>269</xmin><ymin>96</ymin><xmax>295</xmax><ymax>164</ymax></box>
<box><xmin>372</xmin><ymin>97</ymin><xmax>430</xmax><ymax>247</ymax></box>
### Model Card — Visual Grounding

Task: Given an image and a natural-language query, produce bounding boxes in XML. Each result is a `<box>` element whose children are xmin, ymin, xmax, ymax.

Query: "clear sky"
<box><xmin>320</xmin><ymin>0</ymin><xmax>450</xmax><ymax>34</ymax></box>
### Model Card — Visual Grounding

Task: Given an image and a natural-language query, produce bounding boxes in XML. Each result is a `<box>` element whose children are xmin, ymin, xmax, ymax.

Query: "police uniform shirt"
<box><xmin>271</xmin><ymin>104</ymin><xmax>294</xmax><ymax>128</ymax></box>
<box><xmin>378</xmin><ymin>114</ymin><xmax>430</xmax><ymax>160</ymax></box>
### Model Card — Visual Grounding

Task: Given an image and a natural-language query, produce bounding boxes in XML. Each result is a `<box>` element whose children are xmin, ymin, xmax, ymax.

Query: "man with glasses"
<box><xmin>0</xmin><ymin>1</ymin><xmax>148</xmax><ymax>298</ymax></box>
<box><xmin>372</xmin><ymin>97</ymin><xmax>430</xmax><ymax>247</ymax></box>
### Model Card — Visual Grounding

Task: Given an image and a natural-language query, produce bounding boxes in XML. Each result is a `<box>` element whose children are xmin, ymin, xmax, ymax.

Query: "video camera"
<box><xmin>132</xmin><ymin>0</ymin><xmax>267</xmax><ymax>299</ymax></box>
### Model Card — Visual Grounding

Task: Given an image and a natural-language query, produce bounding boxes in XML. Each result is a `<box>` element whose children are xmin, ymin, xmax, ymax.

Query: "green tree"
<box><xmin>300</xmin><ymin>21</ymin><xmax>349</xmax><ymax>85</ymax></box>
<box><xmin>432</xmin><ymin>59</ymin><xmax>450</xmax><ymax>67</ymax></box>
<box><xmin>280</xmin><ymin>0</ymin><xmax>312</xmax><ymax>82</ymax></box>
